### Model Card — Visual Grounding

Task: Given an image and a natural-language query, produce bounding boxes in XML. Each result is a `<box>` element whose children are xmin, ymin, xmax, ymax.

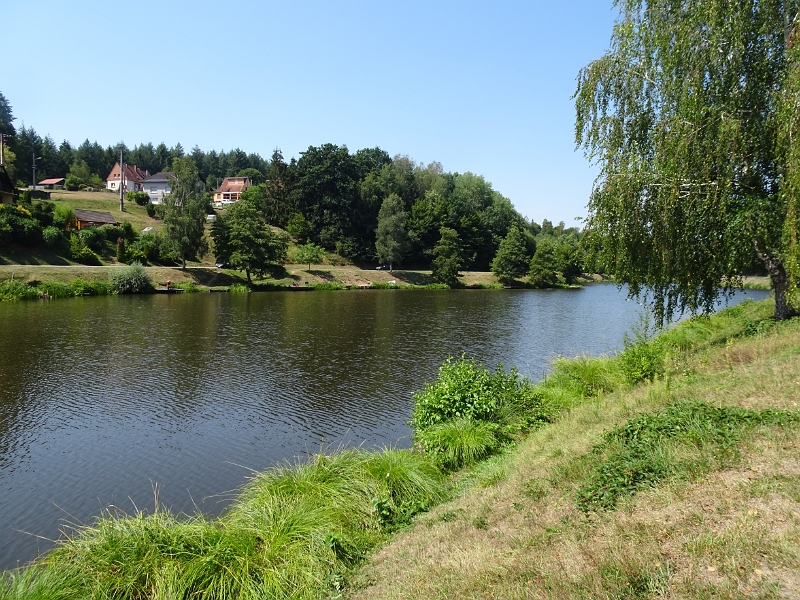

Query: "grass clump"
<box><xmin>6</xmin><ymin>448</ymin><xmax>446</xmax><ymax>600</ymax></box>
<box><xmin>575</xmin><ymin>401</ymin><xmax>800</xmax><ymax>512</ymax></box>
<box><xmin>228</xmin><ymin>283</ymin><xmax>250</xmax><ymax>293</ymax></box>
<box><xmin>415</xmin><ymin>418</ymin><xmax>501</xmax><ymax>471</ymax></box>
<box><xmin>69</xmin><ymin>278</ymin><xmax>111</xmax><ymax>296</ymax></box>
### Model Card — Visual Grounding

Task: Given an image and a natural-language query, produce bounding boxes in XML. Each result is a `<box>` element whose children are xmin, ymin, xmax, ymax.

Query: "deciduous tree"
<box><xmin>375</xmin><ymin>193</ymin><xmax>410</xmax><ymax>271</ymax></box>
<box><xmin>575</xmin><ymin>0</ymin><xmax>800</xmax><ymax>323</ymax></box>
<box><xmin>491</xmin><ymin>226</ymin><xmax>529</xmax><ymax>283</ymax></box>
<box><xmin>162</xmin><ymin>157</ymin><xmax>207</xmax><ymax>269</ymax></box>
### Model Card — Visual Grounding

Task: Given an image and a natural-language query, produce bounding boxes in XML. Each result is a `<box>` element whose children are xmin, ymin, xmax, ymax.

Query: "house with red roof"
<box><xmin>106</xmin><ymin>163</ymin><xmax>150</xmax><ymax>193</ymax></box>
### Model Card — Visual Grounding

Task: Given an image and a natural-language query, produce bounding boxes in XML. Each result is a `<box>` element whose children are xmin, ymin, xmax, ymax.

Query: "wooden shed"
<box><xmin>74</xmin><ymin>209</ymin><xmax>119</xmax><ymax>230</ymax></box>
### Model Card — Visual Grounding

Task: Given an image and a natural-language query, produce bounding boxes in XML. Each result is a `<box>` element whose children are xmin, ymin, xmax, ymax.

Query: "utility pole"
<box><xmin>119</xmin><ymin>148</ymin><xmax>124</xmax><ymax>212</ymax></box>
<box><xmin>32</xmin><ymin>152</ymin><xmax>41</xmax><ymax>191</ymax></box>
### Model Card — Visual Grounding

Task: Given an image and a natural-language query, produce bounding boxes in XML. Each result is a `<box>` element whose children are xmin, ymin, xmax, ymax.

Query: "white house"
<box><xmin>106</xmin><ymin>163</ymin><xmax>149</xmax><ymax>192</ymax></box>
<box><xmin>142</xmin><ymin>171</ymin><xmax>174</xmax><ymax>204</ymax></box>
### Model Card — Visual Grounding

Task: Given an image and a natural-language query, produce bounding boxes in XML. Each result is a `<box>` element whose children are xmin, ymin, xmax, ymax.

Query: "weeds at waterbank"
<box><xmin>2</xmin><ymin>297</ymin><xmax>797</xmax><ymax>599</ymax></box>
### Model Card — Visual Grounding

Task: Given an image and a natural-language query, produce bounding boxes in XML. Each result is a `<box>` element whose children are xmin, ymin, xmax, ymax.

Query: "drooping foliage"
<box><xmin>575</xmin><ymin>0</ymin><xmax>800</xmax><ymax>322</ymax></box>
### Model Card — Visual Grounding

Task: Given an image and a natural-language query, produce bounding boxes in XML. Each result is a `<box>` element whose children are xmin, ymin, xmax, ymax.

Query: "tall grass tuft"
<box><xmin>360</xmin><ymin>449</ymin><xmax>449</xmax><ymax>527</ymax></box>
<box><xmin>228</xmin><ymin>283</ymin><xmax>250</xmax><ymax>293</ymax></box>
<box><xmin>415</xmin><ymin>417</ymin><xmax>501</xmax><ymax>471</ymax></box>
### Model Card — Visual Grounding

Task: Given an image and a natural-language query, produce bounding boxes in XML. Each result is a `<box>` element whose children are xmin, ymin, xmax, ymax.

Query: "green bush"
<box><xmin>78</xmin><ymin>227</ymin><xmax>104</xmax><ymax>251</ymax></box>
<box><xmin>617</xmin><ymin>313</ymin><xmax>665</xmax><ymax>384</ymax></box>
<box><xmin>109</xmin><ymin>263</ymin><xmax>153</xmax><ymax>294</ymax></box>
<box><xmin>42</xmin><ymin>226</ymin><xmax>65</xmax><ymax>248</ymax></box>
<box><xmin>53</xmin><ymin>205</ymin><xmax>76</xmax><ymax>229</ymax></box>
<box><xmin>412</xmin><ymin>356</ymin><xmax>528</xmax><ymax>430</ymax></box>
<box><xmin>126</xmin><ymin>191</ymin><xmax>150</xmax><ymax>206</ymax></box>
<box><xmin>145</xmin><ymin>202</ymin><xmax>156</xmax><ymax>218</ymax></box>
<box><xmin>69</xmin><ymin>234</ymin><xmax>101</xmax><ymax>265</ymax></box>
<box><xmin>228</xmin><ymin>283</ymin><xmax>250</xmax><ymax>293</ymax></box>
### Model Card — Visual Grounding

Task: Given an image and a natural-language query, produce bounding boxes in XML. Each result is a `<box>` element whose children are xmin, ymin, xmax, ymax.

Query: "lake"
<box><xmin>0</xmin><ymin>284</ymin><xmax>769</xmax><ymax>570</ymax></box>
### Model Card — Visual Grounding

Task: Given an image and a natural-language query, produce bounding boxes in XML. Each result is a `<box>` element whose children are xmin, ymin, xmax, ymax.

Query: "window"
<box><xmin>111</xmin><ymin>182</ymin><xmax>115</xmax><ymax>188</ymax></box>
<box><xmin>151</xmin><ymin>187</ymin><xmax>158</xmax><ymax>193</ymax></box>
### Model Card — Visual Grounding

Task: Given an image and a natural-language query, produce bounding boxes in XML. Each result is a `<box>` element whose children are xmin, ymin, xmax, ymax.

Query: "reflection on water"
<box><xmin>0</xmin><ymin>285</ymin><xmax>769</xmax><ymax>569</ymax></box>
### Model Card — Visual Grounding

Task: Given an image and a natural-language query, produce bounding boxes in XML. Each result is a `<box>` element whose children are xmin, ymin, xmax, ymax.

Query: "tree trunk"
<box><xmin>246</xmin><ymin>269</ymin><xmax>252</xmax><ymax>285</ymax></box>
<box><xmin>182</xmin><ymin>255</ymin><xmax>186</xmax><ymax>270</ymax></box>
<box><xmin>754</xmin><ymin>240</ymin><xmax>797</xmax><ymax>320</ymax></box>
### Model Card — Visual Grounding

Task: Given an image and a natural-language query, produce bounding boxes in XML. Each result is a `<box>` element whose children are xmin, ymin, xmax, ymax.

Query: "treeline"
<box><xmin>1</xmin><ymin>91</ymin><xmax>585</xmax><ymax>274</ymax></box>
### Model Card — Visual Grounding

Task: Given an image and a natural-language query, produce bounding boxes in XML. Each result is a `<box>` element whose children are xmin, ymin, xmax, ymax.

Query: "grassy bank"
<box><xmin>0</xmin><ymin>265</ymin><xmax>516</xmax><ymax>300</ymax></box>
<box><xmin>349</xmin><ymin>298</ymin><xmax>800</xmax><ymax>600</ymax></box>
<box><xmin>1</xmin><ymin>297</ymin><xmax>797</xmax><ymax>599</ymax></box>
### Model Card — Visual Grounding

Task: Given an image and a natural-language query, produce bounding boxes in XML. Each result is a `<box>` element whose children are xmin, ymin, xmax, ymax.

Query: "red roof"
<box><xmin>106</xmin><ymin>163</ymin><xmax>149</xmax><ymax>184</ymax></box>
<box><xmin>38</xmin><ymin>178</ymin><xmax>65</xmax><ymax>185</ymax></box>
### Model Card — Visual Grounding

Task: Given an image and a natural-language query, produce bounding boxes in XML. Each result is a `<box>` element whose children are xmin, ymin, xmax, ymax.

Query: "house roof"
<box><xmin>214</xmin><ymin>177</ymin><xmax>251</xmax><ymax>194</ymax></box>
<box><xmin>143</xmin><ymin>171</ymin><xmax>174</xmax><ymax>184</ymax></box>
<box><xmin>38</xmin><ymin>178</ymin><xmax>65</xmax><ymax>185</ymax></box>
<box><xmin>74</xmin><ymin>210</ymin><xmax>119</xmax><ymax>225</ymax></box>
<box><xmin>106</xmin><ymin>163</ymin><xmax>149</xmax><ymax>183</ymax></box>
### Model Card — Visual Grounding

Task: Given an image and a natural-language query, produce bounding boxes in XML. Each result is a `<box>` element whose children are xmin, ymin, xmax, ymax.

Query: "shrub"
<box><xmin>126</xmin><ymin>191</ymin><xmax>150</xmax><ymax>206</ymax></box>
<box><xmin>42</xmin><ymin>226</ymin><xmax>65</xmax><ymax>248</ymax></box>
<box><xmin>412</xmin><ymin>356</ymin><xmax>528</xmax><ymax>430</ymax></box>
<box><xmin>116</xmin><ymin>238</ymin><xmax>128</xmax><ymax>263</ymax></box>
<box><xmin>12</xmin><ymin>217</ymin><xmax>43</xmax><ymax>246</ymax></box>
<box><xmin>53</xmin><ymin>205</ymin><xmax>76</xmax><ymax>229</ymax></box>
<box><xmin>129</xmin><ymin>233</ymin><xmax>160</xmax><ymax>264</ymax></box>
<box><xmin>109</xmin><ymin>263</ymin><xmax>153</xmax><ymax>294</ymax></box>
<box><xmin>69</xmin><ymin>234</ymin><xmax>101</xmax><ymax>265</ymax></box>
<box><xmin>0</xmin><ymin>279</ymin><xmax>39</xmax><ymax>300</ymax></box>
<box><xmin>78</xmin><ymin>227</ymin><xmax>104</xmax><ymax>251</ymax></box>
<box><xmin>228</xmin><ymin>283</ymin><xmax>250</xmax><ymax>293</ymax></box>
<box><xmin>145</xmin><ymin>202</ymin><xmax>156</xmax><ymax>218</ymax></box>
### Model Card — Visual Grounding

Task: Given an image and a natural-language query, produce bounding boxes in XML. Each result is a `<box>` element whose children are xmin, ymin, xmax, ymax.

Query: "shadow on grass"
<box><xmin>393</xmin><ymin>271</ymin><xmax>433</xmax><ymax>286</ymax></box>
<box><xmin>308</xmin><ymin>269</ymin><xmax>337</xmax><ymax>281</ymax></box>
<box><xmin>183</xmin><ymin>268</ymin><xmax>241</xmax><ymax>288</ymax></box>
<box><xmin>0</xmin><ymin>243</ymin><xmax>72</xmax><ymax>266</ymax></box>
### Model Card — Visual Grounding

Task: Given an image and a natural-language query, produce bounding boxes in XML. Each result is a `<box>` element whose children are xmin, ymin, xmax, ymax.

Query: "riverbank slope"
<box><xmin>349</xmin><ymin>299</ymin><xmax>799</xmax><ymax>599</ymax></box>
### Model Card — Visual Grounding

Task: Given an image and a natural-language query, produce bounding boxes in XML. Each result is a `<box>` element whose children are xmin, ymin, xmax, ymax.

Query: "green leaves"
<box><xmin>576</xmin><ymin>0</ymin><xmax>800</xmax><ymax>323</ymax></box>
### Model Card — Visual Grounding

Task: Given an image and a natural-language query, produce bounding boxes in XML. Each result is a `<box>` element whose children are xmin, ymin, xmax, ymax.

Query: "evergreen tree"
<box><xmin>431</xmin><ymin>227</ymin><xmax>463</xmax><ymax>286</ymax></box>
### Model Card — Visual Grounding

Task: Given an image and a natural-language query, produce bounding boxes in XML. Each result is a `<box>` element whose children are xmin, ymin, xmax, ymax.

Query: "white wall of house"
<box><xmin>147</xmin><ymin>182</ymin><xmax>171</xmax><ymax>204</ymax></box>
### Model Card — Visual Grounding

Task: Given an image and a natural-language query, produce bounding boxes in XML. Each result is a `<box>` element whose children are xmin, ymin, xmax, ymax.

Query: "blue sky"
<box><xmin>1</xmin><ymin>1</ymin><xmax>617</xmax><ymax>226</ymax></box>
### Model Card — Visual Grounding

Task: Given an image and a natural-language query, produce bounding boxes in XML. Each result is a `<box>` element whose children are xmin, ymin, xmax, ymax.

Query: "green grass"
<box><xmin>573</xmin><ymin>401</ymin><xmax>800</xmax><ymax>512</ymax></box>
